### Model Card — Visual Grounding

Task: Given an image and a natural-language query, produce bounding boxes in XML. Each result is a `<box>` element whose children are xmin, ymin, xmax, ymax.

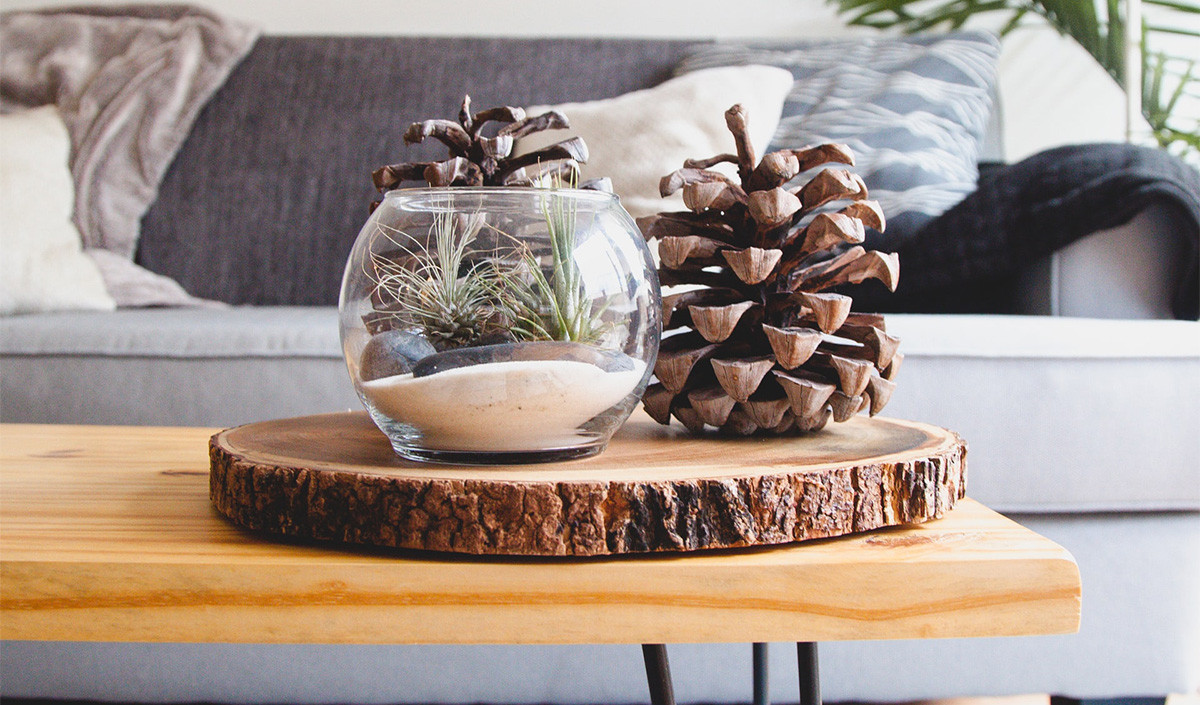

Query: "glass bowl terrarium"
<box><xmin>339</xmin><ymin>187</ymin><xmax>660</xmax><ymax>464</ymax></box>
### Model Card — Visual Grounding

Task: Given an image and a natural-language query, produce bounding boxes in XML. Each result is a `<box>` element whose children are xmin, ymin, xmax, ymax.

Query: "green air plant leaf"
<box><xmin>365</xmin><ymin>211</ymin><xmax>520</xmax><ymax>349</ymax></box>
<box><xmin>504</xmin><ymin>187</ymin><xmax>613</xmax><ymax>345</ymax></box>
<box><xmin>827</xmin><ymin>0</ymin><xmax>1200</xmax><ymax>162</ymax></box>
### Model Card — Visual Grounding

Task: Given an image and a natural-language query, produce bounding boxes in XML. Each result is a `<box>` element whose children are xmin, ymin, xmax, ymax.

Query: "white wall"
<box><xmin>0</xmin><ymin>0</ymin><xmax>1137</xmax><ymax>161</ymax></box>
<box><xmin>0</xmin><ymin>0</ymin><xmax>859</xmax><ymax>37</ymax></box>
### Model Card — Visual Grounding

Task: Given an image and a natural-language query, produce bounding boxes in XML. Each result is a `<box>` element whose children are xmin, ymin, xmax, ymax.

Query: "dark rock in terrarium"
<box><xmin>359</xmin><ymin>330</ymin><xmax>437</xmax><ymax>381</ymax></box>
<box><xmin>510</xmin><ymin>341</ymin><xmax>636</xmax><ymax>372</ymax></box>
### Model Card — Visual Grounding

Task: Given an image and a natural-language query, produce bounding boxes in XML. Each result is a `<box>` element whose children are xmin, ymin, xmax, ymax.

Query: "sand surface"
<box><xmin>361</xmin><ymin>358</ymin><xmax>645</xmax><ymax>451</ymax></box>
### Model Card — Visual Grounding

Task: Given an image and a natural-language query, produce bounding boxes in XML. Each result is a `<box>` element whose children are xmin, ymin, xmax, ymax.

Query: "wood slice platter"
<box><xmin>210</xmin><ymin>411</ymin><xmax>966</xmax><ymax>556</ymax></box>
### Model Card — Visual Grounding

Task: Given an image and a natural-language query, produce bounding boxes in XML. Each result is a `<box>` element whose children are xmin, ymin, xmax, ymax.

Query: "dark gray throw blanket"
<box><xmin>853</xmin><ymin>144</ymin><xmax>1200</xmax><ymax>320</ymax></box>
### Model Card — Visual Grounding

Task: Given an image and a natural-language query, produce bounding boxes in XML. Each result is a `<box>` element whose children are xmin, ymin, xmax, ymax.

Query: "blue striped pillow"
<box><xmin>677</xmin><ymin>31</ymin><xmax>1001</xmax><ymax>244</ymax></box>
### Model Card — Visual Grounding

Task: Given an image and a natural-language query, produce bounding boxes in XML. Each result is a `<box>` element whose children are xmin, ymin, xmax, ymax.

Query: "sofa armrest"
<box><xmin>1015</xmin><ymin>202</ymin><xmax>1194</xmax><ymax>319</ymax></box>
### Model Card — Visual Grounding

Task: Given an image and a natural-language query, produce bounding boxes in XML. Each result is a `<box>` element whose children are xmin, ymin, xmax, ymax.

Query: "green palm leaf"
<box><xmin>829</xmin><ymin>0</ymin><xmax>1199</xmax><ymax>161</ymax></box>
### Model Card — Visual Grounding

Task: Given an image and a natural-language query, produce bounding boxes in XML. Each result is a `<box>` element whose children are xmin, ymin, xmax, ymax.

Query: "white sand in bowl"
<box><xmin>361</xmin><ymin>358</ymin><xmax>646</xmax><ymax>451</ymax></box>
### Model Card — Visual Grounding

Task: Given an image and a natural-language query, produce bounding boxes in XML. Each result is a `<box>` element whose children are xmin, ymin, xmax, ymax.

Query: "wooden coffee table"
<box><xmin>0</xmin><ymin>420</ymin><xmax>1080</xmax><ymax>705</ymax></box>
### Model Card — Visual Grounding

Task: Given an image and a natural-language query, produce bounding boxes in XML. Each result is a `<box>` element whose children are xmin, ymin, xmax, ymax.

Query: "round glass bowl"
<box><xmin>339</xmin><ymin>187</ymin><xmax>661</xmax><ymax>464</ymax></box>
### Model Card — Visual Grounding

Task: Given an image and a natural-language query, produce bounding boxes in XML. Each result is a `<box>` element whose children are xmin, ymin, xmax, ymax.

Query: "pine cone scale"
<box><xmin>374</xmin><ymin>95</ymin><xmax>583</xmax><ymax>193</ymax></box>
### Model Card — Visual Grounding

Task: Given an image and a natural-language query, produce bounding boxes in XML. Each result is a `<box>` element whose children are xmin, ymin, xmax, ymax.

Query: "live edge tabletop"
<box><xmin>0</xmin><ymin>417</ymin><xmax>1080</xmax><ymax>646</ymax></box>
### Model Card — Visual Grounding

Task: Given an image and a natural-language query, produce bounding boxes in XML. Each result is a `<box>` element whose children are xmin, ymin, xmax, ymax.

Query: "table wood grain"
<box><xmin>0</xmin><ymin>420</ymin><xmax>1080</xmax><ymax>645</ymax></box>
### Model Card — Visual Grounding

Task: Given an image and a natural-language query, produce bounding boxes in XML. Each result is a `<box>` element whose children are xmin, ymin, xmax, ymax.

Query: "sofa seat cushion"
<box><xmin>885</xmin><ymin>314</ymin><xmax>1199</xmax><ymax>513</ymax></box>
<box><xmin>0</xmin><ymin>307</ymin><xmax>357</xmax><ymax>428</ymax></box>
<box><xmin>1</xmin><ymin>306</ymin><xmax>341</xmax><ymax>358</ymax></box>
<box><xmin>2</xmin><ymin>309</ymin><xmax>1196</xmax><ymax>513</ymax></box>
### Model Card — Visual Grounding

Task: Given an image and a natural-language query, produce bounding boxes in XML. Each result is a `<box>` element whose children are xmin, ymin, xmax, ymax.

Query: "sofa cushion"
<box><xmin>0</xmin><ymin>106</ymin><xmax>114</xmax><ymax>315</ymax></box>
<box><xmin>676</xmin><ymin>31</ymin><xmax>1001</xmax><ymax>244</ymax></box>
<box><xmin>519</xmin><ymin>65</ymin><xmax>795</xmax><ymax>217</ymax></box>
<box><xmin>0</xmin><ymin>307</ymin><xmax>357</xmax><ymax>428</ymax></box>
<box><xmin>0</xmin><ymin>307</ymin><xmax>339</xmax><ymax>358</ymax></box>
<box><xmin>885</xmin><ymin>314</ymin><xmax>1200</xmax><ymax>513</ymax></box>
<box><xmin>135</xmin><ymin>37</ymin><xmax>705</xmax><ymax>307</ymax></box>
<box><xmin>2</xmin><ymin>309</ymin><xmax>1195</xmax><ymax>513</ymax></box>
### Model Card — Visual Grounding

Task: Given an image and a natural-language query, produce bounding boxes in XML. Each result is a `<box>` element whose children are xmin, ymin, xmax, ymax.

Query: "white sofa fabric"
<box><xmin>1017</xmin><ymin>204</ymin><xmax>1195</xmax><ymax>320</ymax></box>
<box><xmin>0</xmin><ymin>307</ymin><xmax>357</xmax><ymax>428</ymax></box>
<box><xmin>3</xmin><ymin>309</ymin><xmax>1197</xmax><ymax>514</ymax></box>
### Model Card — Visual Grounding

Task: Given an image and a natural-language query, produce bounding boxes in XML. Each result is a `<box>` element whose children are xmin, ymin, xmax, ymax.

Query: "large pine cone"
<box><xmin>640</xmin><ymin>104</ymin><xmax>901</xmax><ymax>435</ymax></box>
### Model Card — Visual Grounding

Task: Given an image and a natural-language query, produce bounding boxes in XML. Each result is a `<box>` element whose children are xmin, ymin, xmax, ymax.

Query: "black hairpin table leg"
<box><xmin>643</xmin><ymin>643</ymin><xmax>676</xmax><ymax>705</ymax></box>
<box><xmin>798</xmin><ymin>642</ymin><xmax>822</xmax><ymax>705</ymax></box>
<box><xmin>753</xmin><ymin>642</ymin><xmax>770</xmax><ymax>705</ymax></box>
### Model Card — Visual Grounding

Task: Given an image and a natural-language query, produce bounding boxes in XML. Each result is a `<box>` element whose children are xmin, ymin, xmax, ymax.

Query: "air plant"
<box><xmin>505</xmin><ymin>181</ymin><xmax>612</xmax><ymax>344</ymax></box>
<box><xmin>365</xmin><ymin>194</ymin><xmax>610</xmax><ymax>349</ymax></box>
<box><xmin>366</xmin><ymin>210</ymin><xmax>518</xmax><ymax>349</ymax></box>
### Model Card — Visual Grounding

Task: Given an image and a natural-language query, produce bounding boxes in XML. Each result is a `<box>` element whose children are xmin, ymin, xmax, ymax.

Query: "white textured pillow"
<box><xmin>521</xmin><ymin>65</ymin><xmax>795</xmax><ymax>218</ymax></box>
<box><xmin>1</xmin><ymin>106</ymin><xmax>114</xmax><ymax>315</ymax></box>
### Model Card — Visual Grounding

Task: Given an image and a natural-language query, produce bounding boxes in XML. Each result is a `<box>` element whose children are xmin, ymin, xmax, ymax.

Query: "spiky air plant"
<box><xmin>498</xmin><ymin>174</ymin><xmax>611</xmax><ymax>344</ymax></box>
<box><xmin>365</xmin><ymin>211</ymin><xmax>518</xmax><ymax>349</ymax></box>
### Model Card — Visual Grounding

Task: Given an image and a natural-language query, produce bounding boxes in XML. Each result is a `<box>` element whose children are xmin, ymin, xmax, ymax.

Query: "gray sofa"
<box><xmin>1</xmin><ymin>34</ymin><xmax>1198</xmax><ymax>704</ymax></box>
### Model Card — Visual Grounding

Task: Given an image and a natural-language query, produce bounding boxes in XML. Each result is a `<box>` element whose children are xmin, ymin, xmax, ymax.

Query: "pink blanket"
<box><xmin>1</xmin><ymin>5</ymin><xmax>258</xmax><ymax>306</ymax></box>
